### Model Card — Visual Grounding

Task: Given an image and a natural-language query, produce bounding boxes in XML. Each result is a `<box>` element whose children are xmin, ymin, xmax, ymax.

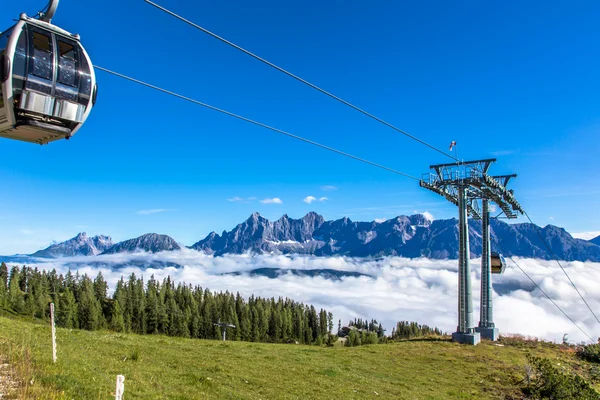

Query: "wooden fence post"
<box><xmin>50</xmin><ymin>303</ymin><xmax>56</xmax><ymax>363</ymax></box>
<box><xmin>115</xmin><ymin>375</ymin><xmax>125</xmax><ymax>400</ymax></box>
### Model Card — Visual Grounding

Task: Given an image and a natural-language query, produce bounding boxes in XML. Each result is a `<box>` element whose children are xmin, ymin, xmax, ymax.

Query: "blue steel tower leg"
<box><xmin>476</xmin><ymin>199</ymin><xmax>499</xmax><ymax>340</ymax></box>
<box><xmin>452</xmin><ymin>186</ymin><xmax>481</xmax><ymax>345</ymax></box>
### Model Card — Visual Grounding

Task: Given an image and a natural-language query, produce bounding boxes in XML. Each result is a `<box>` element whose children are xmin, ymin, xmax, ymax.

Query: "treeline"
<box><xmin>0</xmin><ymin>263</ymin><xmax>333</xmax><ymax>345</ymax></box>
<box><xmin>348</xmin><ymin>318</ymin><xmax>385</xmax><ymax>336</ymax></box>
<box><xmin>391</xmin><ymin>321</ymin><xmax>444</xmax><ymax>340</ymax></box>
<box><xmin>339</xmin><ymin>318</ymin><xmax>444</xmax><ymax>347</ymax></box>
<box><xmin>339</xmin><ymin>318</ymin><xmax>386</xmax><ymax>347</ymax></box>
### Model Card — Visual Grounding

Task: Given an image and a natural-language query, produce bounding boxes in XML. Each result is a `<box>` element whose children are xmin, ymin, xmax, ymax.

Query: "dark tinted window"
<box><xmin>57</xmin><ymin>40</ymin><xmax>76</xmax><ymax>87</ymax></box>
<box><xmin>32</xmin><ymin>31</ymin><xmax>52</xmax><ymax>80</ymax></box>
<box><xmin>0</xmin><ymin>28</ymin><xmax>13</xmax><ymax>52</ymax></box>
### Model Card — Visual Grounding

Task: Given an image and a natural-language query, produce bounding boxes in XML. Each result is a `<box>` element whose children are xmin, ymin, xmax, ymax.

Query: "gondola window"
<box><xmin>31</xmin><ymin>31</ymin><xmax>52</xmax><ymax>80</ymax></box>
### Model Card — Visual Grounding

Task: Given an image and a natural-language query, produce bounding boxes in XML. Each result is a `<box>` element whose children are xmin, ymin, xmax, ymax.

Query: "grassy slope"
<box><xmin>1</xmin><ymin>316</ymin><xmax>597</xmax><ymax>400</ymax></box>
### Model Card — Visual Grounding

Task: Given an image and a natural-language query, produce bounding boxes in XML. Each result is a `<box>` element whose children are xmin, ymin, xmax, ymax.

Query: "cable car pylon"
<box><xmin>420</xmin><ymin>159</ymin><xmax>523</xmax><ymax>345</ymax></box>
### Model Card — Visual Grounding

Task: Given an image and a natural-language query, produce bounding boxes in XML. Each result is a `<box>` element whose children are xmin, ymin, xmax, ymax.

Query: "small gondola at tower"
<box><xmin>0</xmin><ymin>0</ymin><xmax>97</xmax><ymax>145</ymax></box>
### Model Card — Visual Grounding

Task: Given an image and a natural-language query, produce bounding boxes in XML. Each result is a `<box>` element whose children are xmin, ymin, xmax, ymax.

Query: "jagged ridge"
<box><xmin>190</xmin><ymin>212</ymin><xmax>600</xmax><ymax>261</ymax></box>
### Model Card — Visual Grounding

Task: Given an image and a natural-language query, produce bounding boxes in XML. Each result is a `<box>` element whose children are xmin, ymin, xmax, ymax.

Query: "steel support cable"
<box><xmin>94</xmin><ymin>66</ymin><xmax>420</xmax><ymax>181</ymax></box>
<box><xmin>143</xmin><ymin>0</ymin><xmax>459</xmax><ymax>163</ymax></box>
<box><xmin>523</xmin><ymin>210</ymin><xmax>600</xmax><ymax>326</ymax></box>
<box><xmin>504</xmin><ymin>255</ymin><xmax>594</xmax><ymax>342</ymax></box>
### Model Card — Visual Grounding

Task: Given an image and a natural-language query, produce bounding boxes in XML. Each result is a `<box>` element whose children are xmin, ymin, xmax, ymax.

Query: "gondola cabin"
<box><xmin>490</xmin><ymin>251</ymin><xmax>506</xmax><ymax>274</ymax></box>
<box><xmin>0</xmin><ymin>13</ymin><xmax>96</xmax><ymax>145</ymax></box>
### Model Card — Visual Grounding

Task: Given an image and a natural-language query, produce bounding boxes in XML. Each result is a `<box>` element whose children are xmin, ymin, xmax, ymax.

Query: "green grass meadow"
<box><xmin>1</xmin><ymin>315</ymin><xmax>598</xmax><ymax>399</ymax></box>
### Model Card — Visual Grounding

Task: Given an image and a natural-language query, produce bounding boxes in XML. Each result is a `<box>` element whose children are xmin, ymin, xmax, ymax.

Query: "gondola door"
<box><xmin>0</xmin><ymin>27</ymin><xmax>15</xmax><ymax>128</ymax></box>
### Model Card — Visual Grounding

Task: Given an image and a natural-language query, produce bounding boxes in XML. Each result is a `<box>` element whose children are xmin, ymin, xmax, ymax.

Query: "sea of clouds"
<box><xmin>19</xmin><ymin>250</ymin><xmax>600</xmax><ymax>344</ymax></box>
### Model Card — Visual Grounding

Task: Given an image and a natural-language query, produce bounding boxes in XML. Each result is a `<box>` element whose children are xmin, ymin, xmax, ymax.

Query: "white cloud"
<box><xmin>571</xmin><ymin>231</ymin><xmax>600</xmax><ymax>241</ymax></box>
<box><xmin>412</xmin><ymin>211</ymin><xmax>435</xmax><ymax>222</ymax></box>
<box><xmin>260</xmin><ymin>198</ymin><xmax>283</xmax><ymax>204</ymax></box>
<box><xmin>12</xmin><ymin>252</ymin><xmax>600</xmax><ymax>344</ymax></box>
<box><xmin>320</xmin><ymin>186</ymin><xmax>338</xmax><ymax>192</ymax></box>
<box><xmin>304</xmin><ymin>196</ymin><xmax>328</xmax><ymax>204</ymax></box>
<box><xmin>227</xmin><ymin>197</ymin><xmax>258</xmax><ymax>203</ymax></box>
<box><xmin>375</xmin><ymin>218</ymin><xmax>387</xmax><ymax>223</ymax></box>
<box><xmin>136</xmin><ymin>209</ymin><xmax>172</xmax><ymax>215</ymax></box>
<box><xmin>491</xmin><ymin>150</ymin><xmax>517</xmax><ymax>157</ymax></box>
<box><xmin>549</xmin><ymin>216</ymin><xmax>555</xmax><ymax>221</ymax></box>
<box><xmin>20</xmin><ymin>229</ymin><xmax>35</xmax><ymax>235</ymax></box>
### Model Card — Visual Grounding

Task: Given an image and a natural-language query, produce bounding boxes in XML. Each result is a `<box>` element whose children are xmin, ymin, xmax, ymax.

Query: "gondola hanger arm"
<box><xmin>39</xmin><ymin>0</ymin><xmax>59</xmax><ymax>23</ymax></box>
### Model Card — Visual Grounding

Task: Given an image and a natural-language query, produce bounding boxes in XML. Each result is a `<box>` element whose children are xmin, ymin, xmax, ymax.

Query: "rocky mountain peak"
<box><xmin>101</xmin><ymin>233</ymin><xmax>180</xmax><ymax>255</ymax></box>
<box><xmin>31</xmin><ymin>233</ymin><xmax>114</xmax><ymax>258</ymax></box>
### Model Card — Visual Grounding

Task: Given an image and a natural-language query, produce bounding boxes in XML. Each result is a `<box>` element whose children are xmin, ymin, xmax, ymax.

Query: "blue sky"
<box><xmin>1</xmin><ymin>0</ymin><xmax>599</xmax><ymax>253</ymax></box>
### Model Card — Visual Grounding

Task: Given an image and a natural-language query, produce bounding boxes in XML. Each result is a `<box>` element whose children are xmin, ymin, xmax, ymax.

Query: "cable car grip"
<box><xmin>39</xmin><ymin>0</ymin><xmax>60</xmax><ymax>23</ymax></box>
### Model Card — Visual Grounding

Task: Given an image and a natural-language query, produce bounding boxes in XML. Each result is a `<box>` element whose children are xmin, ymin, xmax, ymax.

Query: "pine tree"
<box><xmin>8</xmin><ymin>267</ymin><xmax>25</xmax><ymax>313</ymax></box>
<box><xmin>319</xmin><ymin>309</ymin><xmax>328</xmax><ymax>338</ymax></box>
<box><xmin>200</xmin><ymin>289</ymin><xmax>215</xmax><ymax>339</ymax></box>
<box><xmin>129</xmin><ymin>275</ymin><xmax>146</xmax><ymax>334</ymax></box>
<box><xmin>18</xmin><ymin>266</ymin><xmax>28</xmax><ymax>293</ymax></box>
<box><xmin>378</xmin><ymin>323</ymin><xmax>385</xmax><ymax>338</ymax></box>
<box><xmin>190</xmin><ymin>313</ymin><xmax>200</xmax><ymax>338</ymax></box>
<box><xmin>110</xmin><ymin>300</ymin><xmax>126</xmax><ymax>332</ymax></box>
<box><xmin>0</xmin><ymin>275</ymin><xmax>6</xmax><ymax>308</ymax></box>
<box><xmin>303</xmin><ymin>308</ymin><xmax>311</xmax><ymax>344</ymax></box>
<box><xmin>309</xmin><ymin>306</ymin><xmax>319</xmax><ymax>342</ymax></box>
<box><xmin>113</xmin><ymin>277</ymin><xmax>130</xmax><ymax>332</ymax></box>
<box><xmin>239</xmin><ymin>302</ymin><xmax>251</xmax><ymax>341</ymax></box>
<box><xmin>78</xmin><ymin>277</ymin><xmax>102</xmax><ymax>330</ymax></box>
<box><xmin>157</xmin><ymin>279</ymin><xmax>170</xmax><ymax>335</ymax></box>
<box><xmin>24</xmin><ymin>292</ymin><xmax>36</xmax><ymax>317</ymax></box>
<box><xmin>267</xmin><ymin>309</ymin><xmax>278</xmax><ymax>343</ymax></box>
<box><xmin>93</xmin><ymin>272</ymin><xmax>109</xmax><ymax>327</ymax></box>
<box><xmin>57</xmin><ymin>287</ymin><xmax>78</xmax><ymax>328</ymax></box>
<box><xmin>145</xmin><ymin>278</ymin><xmax>160</xmax><ymax>334</ymax></box>
<box><xmin>251</xmin><ymin>305</ymin><xmax>260</xmax><ymax>342</ymax></box>
<box><xmin>0</xmin><ymin>262</ymin><xmax>8</xmax><ymax>290</ymax></box>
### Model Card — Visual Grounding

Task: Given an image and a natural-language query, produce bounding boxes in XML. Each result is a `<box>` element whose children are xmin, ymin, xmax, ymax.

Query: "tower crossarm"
<box><xmin>492</xmin><ymin>174</ymin><xmax>517</xmax><ymax>188</ymax></box>
<box><xmin>419</xmin><ymin>180</ymin><xmax>481</xmax><ymax>219</ymax></box>
<box><xmin>480</xmin><ymin>174</ymin><xmax>524</xmax><ymax>218</ymax></box>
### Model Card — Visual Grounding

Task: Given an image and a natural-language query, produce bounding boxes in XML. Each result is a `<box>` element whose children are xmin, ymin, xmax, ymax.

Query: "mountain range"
<box><xmin>16</xmin><ymin>212</ymin><xmax>600</xmax><ymax>262</ymax></box>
